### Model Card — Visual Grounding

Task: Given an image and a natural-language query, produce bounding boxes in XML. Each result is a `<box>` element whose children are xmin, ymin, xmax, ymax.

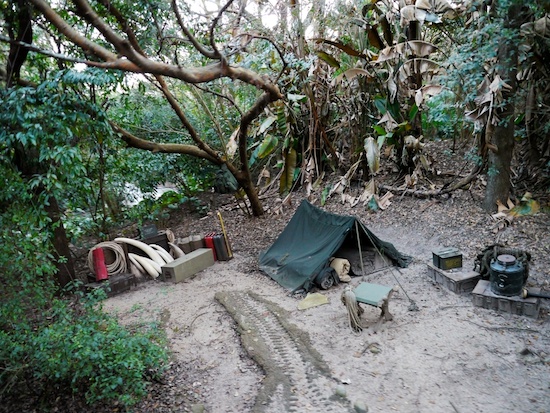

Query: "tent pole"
<box><xmin>355</xmin><ymin>220</ymin><xmax>365</xmax><ymax>275</ymax></box>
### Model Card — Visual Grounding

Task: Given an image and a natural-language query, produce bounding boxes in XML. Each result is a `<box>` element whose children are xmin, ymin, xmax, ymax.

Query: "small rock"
<box><xmin>369</xmin><ymin>346</ymin><xmax>381</xmax><ymax>354</ymax></box>
<box><xmin>191</xmin><ymin>403</ymin><xmax>205</xmax><ymax>413</ymax></box>
<box><xmin>354</xmin><ymin>400</ymin><xmax>369</xmax><ymax>413</ymax></box>
<box><xmin>335</xmin><ymin>385</ymin><xmax>347</xmax><ymax>397</ymax></box>
<box><xmin>519</xmin><ymin>347</ymin><xmax>532</xmax><ymax>356</ymax></box>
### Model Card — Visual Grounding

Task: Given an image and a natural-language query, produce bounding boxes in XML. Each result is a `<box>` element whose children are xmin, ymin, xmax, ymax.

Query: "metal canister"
<box><xmin>489</xmin><ymin>254</ymin><xmax>525</xmax><ymax>296</ymax></box>
<box><xmin>432</xmin><ymin>247</ymin><xmax>462</xmax><ymax>270</ymax></box>
<box><xmin>213</xmin><ymin>234</ymin><xmax>229</xmax><ymax>261</ymax></box>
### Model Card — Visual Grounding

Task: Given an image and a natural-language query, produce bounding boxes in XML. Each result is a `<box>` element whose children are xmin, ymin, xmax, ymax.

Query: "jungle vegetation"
<box><xmin>0</xmin><ymin>0</ymin><xmax>548</xmax><ymax>408</ymax></box>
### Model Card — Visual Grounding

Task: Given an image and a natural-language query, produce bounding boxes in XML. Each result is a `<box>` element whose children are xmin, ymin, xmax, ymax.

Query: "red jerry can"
<box><xmin>204</xmin><ymin>233</ymin><xmax>217</xmax><ymax>261</ymax></box>
<box><xmin>92</xmin><ymin>247</ymin><xmax>109</xmax><ymax>281</ymax></box>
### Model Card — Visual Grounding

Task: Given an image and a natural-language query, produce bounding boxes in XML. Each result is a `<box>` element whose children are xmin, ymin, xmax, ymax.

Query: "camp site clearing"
<box><xmin>101</xmin><ymin>192</ymin><xmax>549</xmax><ymax>413</ymax></box>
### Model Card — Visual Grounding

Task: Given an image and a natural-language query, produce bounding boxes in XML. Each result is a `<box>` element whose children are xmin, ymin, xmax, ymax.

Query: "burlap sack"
<box><xmin>330</xmin><ymin>257</ymin><xmax>351</xmax><ymax>282</ymax></box>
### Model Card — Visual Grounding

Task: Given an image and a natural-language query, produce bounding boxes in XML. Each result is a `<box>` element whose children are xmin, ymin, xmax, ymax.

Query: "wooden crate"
<box><xmin>86</xmin><ymin>273</ymin><xmax>136</xmax><ymax>297</ymax></box>
<box><xmin>426</xmin><ymin>263</ymin><xmax>480</xmax><ymax>294</ymax></box>
<box><xmin>472</xmin><ymin>280</ymin><xmax>540</xmax><ymax>319</ymax></box>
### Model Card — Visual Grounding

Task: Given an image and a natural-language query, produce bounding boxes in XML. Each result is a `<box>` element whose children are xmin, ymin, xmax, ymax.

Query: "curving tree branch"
<box><xmin>23</xmin><ymin>0</ymin><xmax>284</xmax><ymax>216</ymax></box>
<box><xmin>171</xmin><ymin>0</ymin><xmax>217</xmax><ymax>59</ymax></box>
<box><xmin>208</xmin><ymin>0</ymin><xmax>234</xmax><ymax>64</ymax></box>
<box><xmin>28</xmin><ymin>0</ymin><xmax>283</xmax><ymax>97</ymax></box>
<box><xmin>110</xmin><ymin>122</ymin><xmax>218</xmax><ymax>162</ymax></box>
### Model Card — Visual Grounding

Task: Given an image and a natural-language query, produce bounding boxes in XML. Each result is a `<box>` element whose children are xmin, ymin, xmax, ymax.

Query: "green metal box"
<box><xmin>432</xmin><ymin>247</ymin><xmax>462</xmax><ymax>270</ymax></box>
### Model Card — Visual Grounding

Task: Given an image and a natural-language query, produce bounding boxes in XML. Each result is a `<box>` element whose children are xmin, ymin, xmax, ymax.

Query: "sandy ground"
<box><xmin>102</xmin><ymin>194</ymin><xmax>550</xmax><ymax>413</ymax></box>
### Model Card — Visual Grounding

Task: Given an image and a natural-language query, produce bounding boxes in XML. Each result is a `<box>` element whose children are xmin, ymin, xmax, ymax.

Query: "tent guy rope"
<box><xmin>360</xmin><ymin>223</ymin><xmax>419</xmax><ymax>312</ymax></box>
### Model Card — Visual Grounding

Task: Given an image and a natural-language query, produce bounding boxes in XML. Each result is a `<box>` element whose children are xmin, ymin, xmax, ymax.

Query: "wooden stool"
<box><xmin>353</xmin><ymin>282</ymin><xmax>395</xmax><ymax>321</ymax></box>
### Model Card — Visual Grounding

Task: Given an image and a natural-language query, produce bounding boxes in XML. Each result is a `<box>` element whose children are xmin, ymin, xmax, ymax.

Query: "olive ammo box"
<box><xmin>432</xmin><ymin>247</ymin><xmax>462</xmax><ymax>270</ymax></box>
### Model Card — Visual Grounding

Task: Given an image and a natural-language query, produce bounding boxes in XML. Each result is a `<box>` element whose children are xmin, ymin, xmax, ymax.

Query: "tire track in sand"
<box><xmin>216</xmin><ymin>290</ymin><xmax>355</xmax><ymax>413</ymax></box>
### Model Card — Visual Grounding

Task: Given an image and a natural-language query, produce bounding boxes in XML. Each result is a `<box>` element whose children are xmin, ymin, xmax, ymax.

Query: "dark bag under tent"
<box><xmin>258</xmin><ymin>200</ymin><xmax>411</xmax><ymax>292</ymax></box>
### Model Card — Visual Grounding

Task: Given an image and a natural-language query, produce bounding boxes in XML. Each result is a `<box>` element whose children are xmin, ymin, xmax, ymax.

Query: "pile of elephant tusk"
<box><xmin>88</xmin><ymin>237</ymin><xmax>185</xmax><ymax>280</ymax></box>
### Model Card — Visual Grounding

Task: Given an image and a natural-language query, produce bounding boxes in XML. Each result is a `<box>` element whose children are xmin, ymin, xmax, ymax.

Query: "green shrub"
<box><xmin>0</xmin><ymin>282</ymin><xmax>168</xmax><ymax>407</ymax></box>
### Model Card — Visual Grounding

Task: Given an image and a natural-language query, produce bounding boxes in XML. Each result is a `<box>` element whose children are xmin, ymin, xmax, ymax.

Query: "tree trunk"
<box><xmin>44</xmin><ymin>195</ymin><xmax>76</xmax><ymax>287</ymax></box>
<box><xmin>483</xmin><ymin>4</ymin><xmax>526</xmax><ymax>212</ymax></box>
<box><xmin>483</xmin><ymin>121</ymin><xmax>515</xmax><ymax>212</ymax></box>
<box><xmin>6</xmin><ymin>3</ymin><xmax>75</xmax><ymax>287</ymax></box>
<box><xmin>5</xmin><ymin>0</ymin><xmax>32</xmax><ymax>87</ymax></box>
<box><xmin>525</xmin><ymin>82</ymin><xmax>539</xmax><ymax>165</ymax></box>
<box><xmin>239</xmin><ymin>176</ymin><xmax>264</xmax><ymax>216</ymax></box>
<box><xmin>13</xmin><ymin>147</ymin><xmax>76</xmax><ymax>286</ymax></box>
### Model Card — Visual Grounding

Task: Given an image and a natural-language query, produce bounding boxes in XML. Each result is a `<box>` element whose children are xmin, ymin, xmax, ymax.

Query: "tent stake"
<box><xmin>355</xmin><ymin>220</ymin><xmax>365</xmax><ymax>276</ymax></box>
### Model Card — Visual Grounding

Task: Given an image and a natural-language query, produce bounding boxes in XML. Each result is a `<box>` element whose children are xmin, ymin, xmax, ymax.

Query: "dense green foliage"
<box><xmin>0</xmin><ymin>72</ymin><xmax>168</xmax><ymax>407</ymax></box>
<box><xmin>1</xmin><ymin>70</ymin><xmax>114</xmax><ymax>238</ymax></box>
<box><xmin>0</xmin><ymin>278</ymin><xmax>167</xmax><ymax>406</ymax></box>
<box><xmin>107</xmin><ymin>84</ymin><xmax>217</xmax><ymax>195</ymax></box>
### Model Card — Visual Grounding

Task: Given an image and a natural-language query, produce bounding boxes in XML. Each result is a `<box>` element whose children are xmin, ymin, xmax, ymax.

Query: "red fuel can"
<box><xmin>92</xmin><ymin>247</ymin><xmax>109</xmax><ymax>281</ymax></box>
<box><xmin>204</xmin><ymin>233</ymin><xmax>217</xmax><ymax>261</ymax></box>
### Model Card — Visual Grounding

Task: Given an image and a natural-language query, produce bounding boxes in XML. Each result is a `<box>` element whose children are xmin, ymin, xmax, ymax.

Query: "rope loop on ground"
<box><xmin>87</xmin><ymin>241</ymin><xmax>128</xmax><ymax>275</ymax></box>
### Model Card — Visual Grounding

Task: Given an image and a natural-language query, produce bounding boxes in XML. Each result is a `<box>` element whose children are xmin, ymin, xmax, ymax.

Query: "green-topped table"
<box><xmin>353</xmin><ymin>282</ymin><xmax>395</xmax><ymax>321</ymax></box>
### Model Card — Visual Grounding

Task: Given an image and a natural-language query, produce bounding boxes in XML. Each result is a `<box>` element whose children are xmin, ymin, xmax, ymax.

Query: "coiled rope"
<box><xmin>87</xmin><ymin>241</ymin><xmax>128</xmax><ymax>275</ymax></box>
<box><xmin>341</xmin><ymin>286</ymin><xmax>364</xmax><ymax>333</ymax></box>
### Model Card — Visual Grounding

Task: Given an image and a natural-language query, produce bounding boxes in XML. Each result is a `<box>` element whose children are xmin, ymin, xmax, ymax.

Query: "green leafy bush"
<box><xmin>0</xmin><ymin>282</ymin><xmax>168</xmax><ymax>407</ymax></box>
<box><xmin>423</xmin><ymin>90</ymin><xmax>463</xmax><ymax>141</ymax></box>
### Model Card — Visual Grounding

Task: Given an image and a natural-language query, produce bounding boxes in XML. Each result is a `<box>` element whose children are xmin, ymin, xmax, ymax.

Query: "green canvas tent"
<box><xmin>259</xmin><ymin>200</ymin><xmax>411</xmax><ymax>292</ymax></box>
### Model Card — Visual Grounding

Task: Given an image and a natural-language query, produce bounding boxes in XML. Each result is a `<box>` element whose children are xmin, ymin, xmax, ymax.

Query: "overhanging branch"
<box><xmin>110</xmin><ymin>122</ymin><xmax>219</xmax><ymax>163</ymax></box>
<box><xmin>28</xmin><ymin>0</ymin><xmax>283</xmax><ymax>96</ymax></box>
